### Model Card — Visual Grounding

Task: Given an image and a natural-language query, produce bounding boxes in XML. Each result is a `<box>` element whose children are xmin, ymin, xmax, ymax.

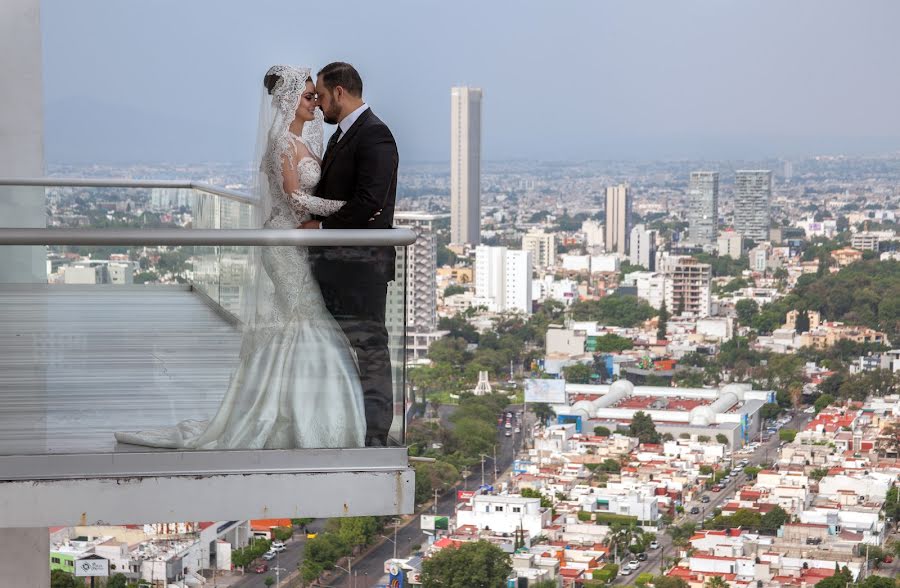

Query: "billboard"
<box><xmin>524</xmin><ymin>379</ymin><xmax>567</xmax><ymax>404</ymax></box>
<box><xmin>457</xmin><ymin>490</ymin><xmax>476</xmax><ymax>502</ymax></box>
<box><xmin>421</xmin><ymin>515</ymin><xmax>449</xmax><ymax>531</ymax></box>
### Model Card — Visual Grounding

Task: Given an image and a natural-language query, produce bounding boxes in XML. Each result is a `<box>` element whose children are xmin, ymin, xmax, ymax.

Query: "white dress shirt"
<box><xmin>337</xmin><ymin>103</ymin><xmax>369</xmax><ymax>141</ymax></box>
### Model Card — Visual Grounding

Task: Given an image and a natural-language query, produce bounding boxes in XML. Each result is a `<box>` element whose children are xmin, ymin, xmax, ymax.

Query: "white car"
<box><xmin>262</xmin><ymin>550</ymin><xmax>276</xmax><ymax>561</ymax></box>
<box><xmin>620</xmin><ymin>567</ymin><xmax>633</xmax><ymax>576</ymax></box>
<box><xmin>649</xmin><ymin>540</ymin><xmax>660</xmax><ymax>549</ymax></box>
<box><xmin>271</xmin><ymin>541</ymin><xmax>286</xmax><ymax>552</ymax></box>
<box><xmin>627</xmin><ymin>560</ymin><xmax>640</xmax><ymax>570</ymax></box>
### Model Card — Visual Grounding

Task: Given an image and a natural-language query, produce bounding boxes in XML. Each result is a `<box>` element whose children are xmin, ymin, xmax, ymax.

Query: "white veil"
<box><xmin>239</xmin><ymin>65</ymin><xmax>324</xmax><ymax>358</ymax></box>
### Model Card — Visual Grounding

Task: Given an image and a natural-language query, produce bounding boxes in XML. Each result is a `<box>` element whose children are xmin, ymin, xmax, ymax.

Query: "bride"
<box><xmin>115</xmin><ymin>65</ymin><xmax>366</xmax><ymax>449</ymax></box>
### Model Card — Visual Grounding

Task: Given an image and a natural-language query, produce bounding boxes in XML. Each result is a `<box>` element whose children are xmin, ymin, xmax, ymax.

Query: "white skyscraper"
<box><xmin>505</xmin><ymin>250</ymin><xmax>533</xmax><ymax>315</ymax></box>
<box><xmin>734</xmin><ymin>170</ymin><xmax>772</xmax><ymax>242</ymax></box>
<box><xmin>605</xmin><ymin>184</ymin><xmax>632</xmax><ymax>258</ymax></box>
<box><xmin>521</xmin><ymin>230</ymin><xmax>556</xmax><ymax>269</ymax></box>
<box><xmin>581</xmin><ymin>219</ymin><xmax>605</xmax><ymax>251</ymax></box>
<box><xmin>474</xmin><ymin>245</ymin><xmax>533</xmax><ymax>315</ymax></box>
<box><xmin>387</xmin><ymin>212</ymin><xmax>448</xmax><ymax>361</ymax></box>
<box><xmin>629</xmin><ymin>224</ymin><xmax>657</xmax><ymax>271</ymax></box>
<box><xmin>450</xmin><ymin>86</ymin><xmax>482</xmax><ymax>245</ymax></box>
<box><xmin>687</xmin><ymin>171</ymin><xmax>719</xmax><ymax>246</ymax></box>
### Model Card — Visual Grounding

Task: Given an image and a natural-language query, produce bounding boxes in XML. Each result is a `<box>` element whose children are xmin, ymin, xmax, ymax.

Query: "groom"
<box><xmin>299</xmin><ymin>62</ymin><xmax>399</xmax><ymax>447</ymax></box>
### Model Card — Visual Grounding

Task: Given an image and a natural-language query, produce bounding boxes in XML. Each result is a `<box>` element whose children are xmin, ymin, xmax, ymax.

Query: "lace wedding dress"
<box><xmin>115</xmin><ymin>66</ymin><xmax>366</xmax><ymax>450</ymax></box>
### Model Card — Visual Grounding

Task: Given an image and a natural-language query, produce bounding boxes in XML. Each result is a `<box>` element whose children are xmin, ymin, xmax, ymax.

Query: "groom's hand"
<box><xmin>298</xmin><ymin>220</ymin><xmax>322</xmax><ymax>229</ymax></box>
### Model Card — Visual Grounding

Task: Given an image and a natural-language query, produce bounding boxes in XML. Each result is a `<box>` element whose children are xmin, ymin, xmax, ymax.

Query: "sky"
<box><xmin>41</xmin><ymin>0</ymin><xmax>900</xmax><ymax>165</ymax></box>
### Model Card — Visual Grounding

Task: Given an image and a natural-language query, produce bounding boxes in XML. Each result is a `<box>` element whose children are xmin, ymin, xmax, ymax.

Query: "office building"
<box><xmin>450</xmin><ymin>86</ymin><xmax>482</xmax><ymax>245</ymax></box>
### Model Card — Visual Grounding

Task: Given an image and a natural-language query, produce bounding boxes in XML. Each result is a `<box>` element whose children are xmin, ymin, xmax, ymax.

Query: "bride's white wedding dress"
<box><xmin>115</xmin><ymin>142</ymin><xmax>367</xmax><ymax>449</ymax></box>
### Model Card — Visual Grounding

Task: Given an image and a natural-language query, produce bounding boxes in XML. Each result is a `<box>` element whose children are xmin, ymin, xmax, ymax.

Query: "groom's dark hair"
<box><xmin>317</xmin><ymin>62</ymin><xmax>363</xmax><ymax>98</ymax></box>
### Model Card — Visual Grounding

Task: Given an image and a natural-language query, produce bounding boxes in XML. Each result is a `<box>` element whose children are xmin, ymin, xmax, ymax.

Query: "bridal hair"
<box><xmin>317</xmin><ymin>62</ymin><xmax>363</xmax><ymax>97</ymax></box>
<box><xmin>263</xmin><ymin>72</ymin><xmax>281</xmax><ymax>95</ymax></box>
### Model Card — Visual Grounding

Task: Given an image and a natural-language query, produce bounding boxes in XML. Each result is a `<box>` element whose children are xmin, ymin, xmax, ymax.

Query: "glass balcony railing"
<box><xmin>0</xmin><ymin>178</ymin><xmax>415</xmax><ymax>480</ymax></box>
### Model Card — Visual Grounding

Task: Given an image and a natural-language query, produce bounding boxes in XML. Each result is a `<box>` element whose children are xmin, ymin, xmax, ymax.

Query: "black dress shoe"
<box><xmin>365</xmin><ymin>436</ymin><xmax>386</xmax><ymax>447</ymax></box>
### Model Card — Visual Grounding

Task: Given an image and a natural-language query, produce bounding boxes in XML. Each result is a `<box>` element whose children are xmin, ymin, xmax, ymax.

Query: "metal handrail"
<box><xmin>0</xmin><ymin>228</ymin><xmax>417</xmax><ymax>246</ymax></box>
<box><xmin>0</xmin><ymin>177</ymin><xmax>417</xmax><ymax>246</ymax></box>
<box><xmin>0</xmin><ymin>176</ymin><xmax>255</xmax><ymax>204</ymax></box>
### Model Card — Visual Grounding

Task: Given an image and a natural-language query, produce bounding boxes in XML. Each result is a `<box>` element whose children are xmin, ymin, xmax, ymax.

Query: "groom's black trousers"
<box><xmin>313</xmin><ymin>254</ymin><xmax>393</xmax><ymax>446</ymax></box>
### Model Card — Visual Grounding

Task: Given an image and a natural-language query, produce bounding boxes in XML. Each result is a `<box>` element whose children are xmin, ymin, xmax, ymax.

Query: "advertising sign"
<box><xmin>421</xmin><ymin>515</ymin><xmax>449</xmax><ymax>531</ymax></box>
<box><xmin>457</xmin><ymin>490</ymin><xmax>476</xmax><ymax>502</ymax></box>
<box><xmin>74</xmin><ymin>556</ymin><xmax>109</xmax><ymax>577</ymax></box>
<box><xmin>524</xmin><ymin>378</ymin><xmax>566</xmax><ymax>403</ymax></box>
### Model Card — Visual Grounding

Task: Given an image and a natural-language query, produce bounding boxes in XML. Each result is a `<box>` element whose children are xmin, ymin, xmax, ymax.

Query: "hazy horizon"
<box><xmin>42</xmin><ymin>0</ymin><xmax>900</xmax><ymax>165</ymax></box>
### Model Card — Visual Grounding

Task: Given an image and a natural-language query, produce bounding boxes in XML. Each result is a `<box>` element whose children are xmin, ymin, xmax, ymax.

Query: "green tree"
<box><xmin>629</xmin><ymin>411</ymin><xmax>661</xmax><ymax>444</ymax></box>
<box><xmin>809</xmin><ymin>467</ymin><xmax>830</xmax><ymax>481</ymax></box>
<box><xmin>652</xmin><ymin>574</ymin><xmax>691</xmax><ymax>588</ymax></box>
<box><xmin>779</xmin><ymin>429</ymin><xmax>797</xmax><ymax>442</ymax></box>
<box><xmin>735</xmin><ymin>299</ymin><xmax>760</xmax><ymax>327</ymax></box>
<box><xmin>265</xmin><ymin>577</ymin><xmax>275</xmax><ymax>587</ymax></box>
<box><xmin>743</xmin><ymin>466</ymin><xmax>761</xmax><ymax>479</ymax></box>
<box><xmin>813</xmin><ymin>566</ymin><xmax>853</xmax><ymax>588</ymax></box>
<box><xmin>272</xmin><ymin>526</ymin><xmax>293</xmax><ymax>542</ymax></box>
<box><xmin>657</xmin><ymin>301</ymin><xmax>669</xmax><ymax>341</ymax></box>
<box><xmin>595</xmin><ymin>333</ymin><xmax>635</xmax><ymax>353</ymax></box>
<box><xmin>563</xmin><ymin>362</ymin><xmax>593</xmax><ymax>384</ymax></box>
<box><xmin>531</xmin><ymin>402</ymin><xmax>556</xmax><ymax>425</ymax></box>
<box><xmin>814</xmin><ymin>394</ymin><xmax>835</xmax><ymax>414</ymax></box>
<box><xmin>715</xmin><ymin>434</ymin><xmax>729</xmax><ymax>445</ymax></box>
<box><xmin>706</xmin><ymin>576</ymin><xmax>729</xmax><ymax>588</ymax></box>
<box><xmin>106</xmin><ymin>574</ymin><xmax>128</xmax><ymax>588</ymax></box>
<box><xmin>520</xmin><ymin>488</ymin><xmax>553</xmax><ymax>509</ymax></box>
<box><xmin>570</xmin><ymin>295</ymin><xmax>657</xmax><ymax>328</ymax></box>
<box><xmin>794</xmin><ymin>310</ymin><xmax>811</xmax><ymax>333</ymax></box>
<box><xmin>50</xmin><ymin>570</ymin><xmax>84</xmax><ymax>588</ymax></box>
<box><xmin>421</xmin><ymin>540</ymin><xmax>512</xmax><ymax>588</ymax></box>
<box><xmin>760</xmin><ymin>403</ymin><xmax>782</xmax><ymax>421</ymax></box>
<box><xmin>760</xmin><ymin>506</ymin><xmax>790</xmax><ymax>532</ymax></box>
<box><xmin>443</xmin><ymin>285</ymin><xmax>465</xmax><ymax>297</ymax></box>
<box><xmin>594</xmin><ymin>426</ymin><xmax>611</xmax><ymax>437</ymax></box>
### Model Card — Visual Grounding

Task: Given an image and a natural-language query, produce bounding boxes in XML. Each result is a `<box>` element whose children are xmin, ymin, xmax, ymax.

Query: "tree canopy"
<box><xmin>421</xmin><ymin>540</ymin><xmax>512</xmax><ymax>588</ymax></box>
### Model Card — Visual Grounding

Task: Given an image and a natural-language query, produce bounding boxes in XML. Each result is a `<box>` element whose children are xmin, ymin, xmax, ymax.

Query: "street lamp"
<box><xmin>334</xmin><ymin>557</ymin><xmax>353</xmax><ymax>588</ymax></box>
<box><xmin>382</xmin><ymin>517</ymin><xmax>401</xmax><ymax>560</ymax></box>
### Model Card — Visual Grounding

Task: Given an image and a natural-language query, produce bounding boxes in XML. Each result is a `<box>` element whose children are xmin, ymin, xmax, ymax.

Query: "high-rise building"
<box><xmin>629</xmin><ymin>224</ymin><xmax>657</xmax><ymax>271</ymax></box>
<box><xmin>605</xmin><ymin>184</ymin><xmax>632</xmax><ymax>258</ymax></box>
<box><xmin>687</xmin><ymin>171</ymin><xmax>719</xmax><ymax>246</ymax></box>
<box><xmin>522</xmin><ymin>230</ymin><xmax>556</xmax><ymax>269</ymax></box>
<box><xmin>450</xmin><ymin>86</ymin><xmax>482</xmax><ymax>245</ymax></box>
<box><xmin>734</xmin><ymin>170</ymin><xmax>772</xmax><ymax>242</ymax></box>
<box><xmin>664</xmin><ymin>257</ymin><xmax>712</xmax><ymax>318</ymax></box>
<box><xmin>716</xmin><ymin>231</ymin><xmax>744</xmax><ymax>260</ymax></box>
<box><xmin>581</xmin><ymin>219</ymin><xmax>605</xmax><ymax>251</ymax></box>
<box><xmin>474</xmin><ymin>245</ymin><xmax>533</xmax><ymax>315</ymax></box>
<box><xmin>505</xmin><ymin>250</ymin><xmax>533</xmax><ymax>315</ymax></box>
<box><xmin>387</xmin><ymin>212</ymin><xmax>448</xmax><ymax>361</ymax></box>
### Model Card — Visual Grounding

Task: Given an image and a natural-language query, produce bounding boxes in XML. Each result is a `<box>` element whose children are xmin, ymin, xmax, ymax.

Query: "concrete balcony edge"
<box><xmin>0</xmin><ymin>468</ymin><xmax>415</xmax><ymax>527</ymax></box>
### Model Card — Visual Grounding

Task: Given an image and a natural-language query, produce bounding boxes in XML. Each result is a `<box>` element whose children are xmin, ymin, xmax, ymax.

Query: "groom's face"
<box><xmin>315</xmin><ymin>75</ymin><xmax>341</xmax><ymax>125</ymax></box>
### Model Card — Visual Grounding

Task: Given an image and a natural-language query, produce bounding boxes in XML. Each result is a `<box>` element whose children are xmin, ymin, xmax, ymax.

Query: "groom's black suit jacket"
<box><xmin>312</xmin><ymin>108</ymin><xmax>398</xmax><ymax>281</ymax></box>
<box><xmin>310</xmin><ymin>107</ymin><xmax>399</xmax><ymax>444</ymax></box>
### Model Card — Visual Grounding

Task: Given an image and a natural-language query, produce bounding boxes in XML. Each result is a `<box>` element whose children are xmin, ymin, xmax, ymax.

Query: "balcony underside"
<box><xmin>0</xmin><ymin>284</ymin><xmax>414</xmax><ymax>525</ymax></box>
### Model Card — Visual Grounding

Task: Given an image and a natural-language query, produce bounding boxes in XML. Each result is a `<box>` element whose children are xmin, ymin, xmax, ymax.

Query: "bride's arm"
<box><xmin>281</xmin><ymin>143</ymin><xmax>301</xmax><ymax>195</ymax></box>
<box><xmin>290</xmin><ymin>191</ymin><xmax>346</xmax><ymax>216</ymax></box>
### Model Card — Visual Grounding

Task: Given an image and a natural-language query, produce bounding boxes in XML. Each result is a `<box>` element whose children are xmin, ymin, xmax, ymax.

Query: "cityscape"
<box><xmin>3</xmin><ymin>2</ymin><xmax>900</xmax><ymax>588</ymax></box>
<box><xmin>32</xmin><ymin>86</ymin><xmax>900</xmax><ymax>588</ymax></box>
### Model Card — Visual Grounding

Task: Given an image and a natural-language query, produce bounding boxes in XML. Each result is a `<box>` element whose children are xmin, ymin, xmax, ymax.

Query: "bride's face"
<box><xmin>295</xmin><ymin>80</ymin><xmax>317</xmax><ymax>123</ymax></box>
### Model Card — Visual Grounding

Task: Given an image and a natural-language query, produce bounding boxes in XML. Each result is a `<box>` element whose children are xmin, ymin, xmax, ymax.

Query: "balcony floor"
<box><xmin>0</xmin><ymin>284</ymin><xmax>240</xmax><ymax>454</ymax></box>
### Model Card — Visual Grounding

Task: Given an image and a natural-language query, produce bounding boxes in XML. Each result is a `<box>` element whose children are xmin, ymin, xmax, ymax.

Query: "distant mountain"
<box><xmin>44</xmin><ymin>96</ymin><xmax>253</xmax><ymax>165</ymax></box>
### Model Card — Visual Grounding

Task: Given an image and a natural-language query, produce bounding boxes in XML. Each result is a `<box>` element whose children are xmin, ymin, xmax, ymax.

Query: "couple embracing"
<box><xmin>116</xmin><ymin>62</ymin><xmax>398</xmax><ymax>450</ymax></box>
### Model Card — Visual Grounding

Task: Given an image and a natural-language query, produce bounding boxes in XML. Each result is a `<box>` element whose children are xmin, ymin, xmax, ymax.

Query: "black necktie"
<box><xmin>325</xmin><ymin>127</ymin><xmax>342</xmax><ymax>159</ymax></box>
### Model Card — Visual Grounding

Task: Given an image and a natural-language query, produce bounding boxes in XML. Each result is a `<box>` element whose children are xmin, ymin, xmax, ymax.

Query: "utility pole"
<box><xmin>434</xmin><ymin>488</ymin><xmax>439</xmax><ymax>514</ymax></box>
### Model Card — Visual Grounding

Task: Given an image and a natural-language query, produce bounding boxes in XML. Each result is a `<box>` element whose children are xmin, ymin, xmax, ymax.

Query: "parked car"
<box><xmin>701</xmin><ymin>495</ymin><xmax>710</xmax><ymax>503</ymax></box>
<box><xmin>711</xmin><ymin>486</ymin><xmax>721</xmax><ymax>492</ymax></box>
<box><xmin>306</xmin><ymin>532</ymin><xmax>318</xmax><ymax>539</ymax></box>
<box><xmin>271</xmin><ymin>541</ymin><xmax>286</xmax><ymax>552</ymax></box>
<box><xmin>627</xmin><ymin>560</ymin><xmax>640</xmax><ymax>570</ymax></box>
<box><xmin>252</xmin><ymin>563</ymin><xmax>269</xmax><ymax>574</ymax></box>
<box><xmin>649</xmin><ymin>540</ymin><xmax>659</xmax><ymax>549</ymax></box>
<box><xmin>620</xmin><ymin>567</ymin><xmax>633</xmax><ymax>576</ymax></box>
<box><xmin>690</xmin><ymin>506</ymin><xmax>700</xmax><ymax>515</ymax></box>
<box><xmin>505</xmin><ymin>430</ymin><xmax>512</xmax><ymax>437</ymax></box>
<box><xmin>637</xmin><ymin>552</ymin><xmax>648</xmax><ymax>561</ymax></box>
<box><xmin>514</xmin><ymin>427</ymin><xmax>521</xmax><ymax>433</ymax></box>
<box><xmin>262</xmin><ymin>550</ymin><xmax>276</xmax><ymax>561</ymax></box>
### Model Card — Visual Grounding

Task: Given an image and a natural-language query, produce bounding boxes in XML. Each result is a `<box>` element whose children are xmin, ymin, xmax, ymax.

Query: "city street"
<box><xmin>231</xmin><ymin>520</ymin><xmax>325</xmax><ymax>588</ymax></box>
<box><xmin>324</xmin><ymin>404</ymin><xmax>525</xmax><ymax>587</ymax></box>
<box><xmin>613</xmin><ymin>409</ymin><xmax>810</xmax><ymax>584</ymax></box>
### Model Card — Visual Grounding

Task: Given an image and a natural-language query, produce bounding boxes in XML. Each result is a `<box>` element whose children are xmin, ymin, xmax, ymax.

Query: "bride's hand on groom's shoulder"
<box><xmin>298</xmin><ymin>220</ymin><xmax>322</xmax><ymax>229</ymax></box>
